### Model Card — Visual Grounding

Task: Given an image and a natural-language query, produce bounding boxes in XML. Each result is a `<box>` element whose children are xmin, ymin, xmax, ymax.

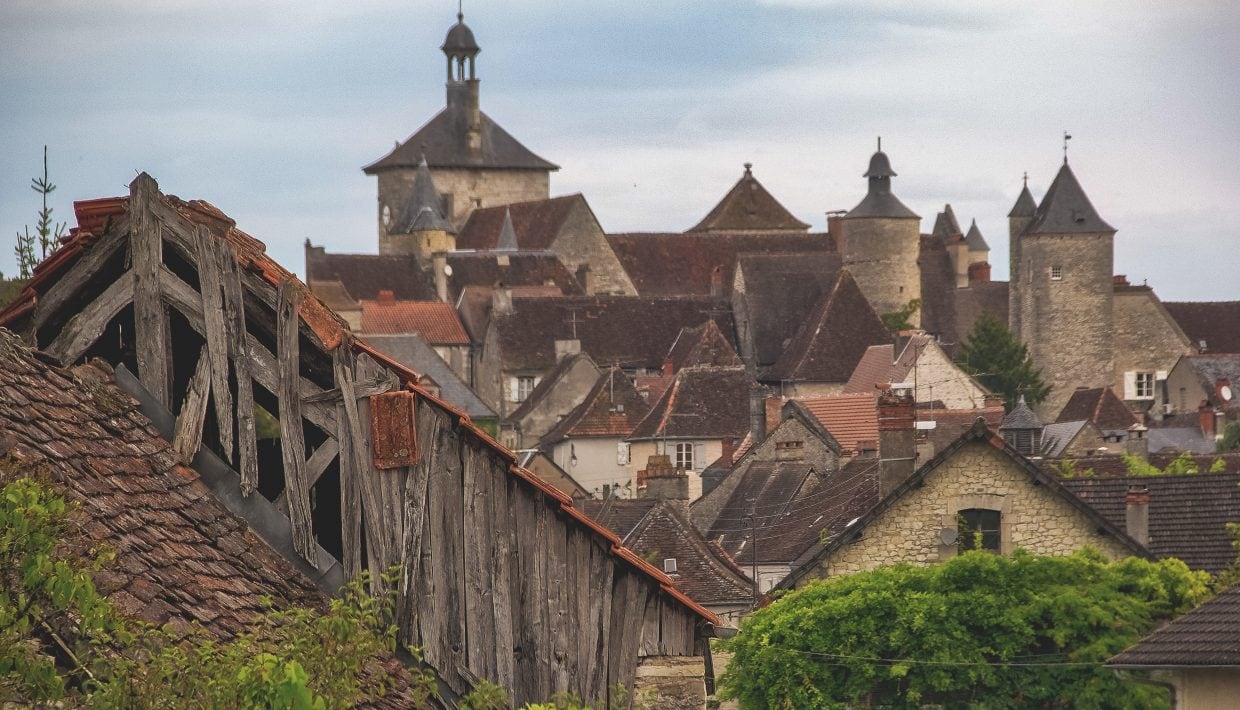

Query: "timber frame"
<box><xmin>0</xmin><ymin>173</ymin><xmax>716</xmax><ymax>705</ymax></box>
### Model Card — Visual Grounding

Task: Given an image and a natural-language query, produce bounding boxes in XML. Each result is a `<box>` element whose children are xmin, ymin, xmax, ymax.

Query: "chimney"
<box><xmin>1200</xmin><ymin>401</ymin><xmax>1218</xmax><ymax>439</ymax></box>
<box><xmin>710</xmin><ymin>265</ymin><xmax>724</xmax><ymax>298</ymax></box>
<box><xmin>967</xmin><ymin>261</ymin><xmax>991</xmax><ymax>286</ymax></box>
<box><xmin>1125</xmin><ymin>485</ymin><xmax>1150</xmax><ymax>546</ymax></box>
<box><xmin>1125</xmin><ymin>423</ymin><xmax>1149</xmax><ymax>458</ymax></box>
<box><xmin>554</xmin><ymin>338</ymin><xmax>581</xmax><ymax>362</ymax></box>
<box><xmin>878</xmin><ymin>387</ymin><xmax>917</xmax><ymax>497</ymax></box>
<box><xmin>575</xmin><ymin>263</ymin><xmax>593</xmax><ymax>296</ymax></box>
<box><xmin>826</xmin><ymin>211</ymin><xmax>845</xmax><ymax>247</ymax></box>
<box><xmin>721</xmin><ymin>437</ymin><xmax>736</xmax><ymax>466</ymax></box>
<box><xmin>432</xmin><ymin>251</ymin><xmax>449</xmax><ymax>302</ymax></box>
<box><xmin>377</xmin><ymin>289</ymin><xmax>395</xmax><ymax>304</ymax></box>
<box><xmin>491</xmin><ymin>286</ymin><xmax>513</xmax><ymax>315</ymax></box>
<box><xmin>764</xmin><ymin>395</ymin><xmax>782</xmax><ymax>436</ymax></box>
<box><xmin>638</xmin><ymin>454</ymin><xmax>689</xmax><ymax>513</ymax></box>
<box><xmin>749</xmin><ymin>385</ymin><xmax>768</xmax><ymax>445</ymax></box>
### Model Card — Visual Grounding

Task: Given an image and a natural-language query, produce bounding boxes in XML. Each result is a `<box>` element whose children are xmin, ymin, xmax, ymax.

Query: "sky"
<box><xmin>2</xmin><ymin>0</ymin><xmax>1237</xmax><ymax>300</ymax></box>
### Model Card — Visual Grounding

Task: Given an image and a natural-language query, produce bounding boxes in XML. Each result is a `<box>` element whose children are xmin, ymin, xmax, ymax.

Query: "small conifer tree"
<box><xmin>956</xmin><ymin>312</ymin><xmax>1050</xmax><ymax>411</ymax></box>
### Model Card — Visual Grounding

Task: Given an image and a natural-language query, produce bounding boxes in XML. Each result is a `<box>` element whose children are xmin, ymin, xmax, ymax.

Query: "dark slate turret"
<box><xmin>496</xmin><ymin>207</ymin><xmax>518</xmax><ymax>251</ymax></box>
<box><xmin>1008</xmin><ymin>182</ymin><xmax>1037</xmax><ymax>219</ymax></box>
<box><xmin>845</xmin><ymin>143</ymin><xmax>919</xmax><ymax>220</ymax></box>
<box><xmin>999</xmin><ymin>395</ymin><xmax>1044</xmax><ymax>456</ymax></box>
<box><xmin>1027</xmin><ymin>162</ymin><xmax>1115</xmax><ymax>235</ymax></box>
<box><xmin>965</xmin><ymin>219</ymin><xmax>989</xmax><ymax>252</ymax></box>
<box><xmin>390</xmin><ymin>156</ymin><xmax>454</xmax><ymax>235</ymax></box>
<box><xmin>932</xmin><ymin>204</ymin><xmax>963</xmax><ymax>241</ymax></box>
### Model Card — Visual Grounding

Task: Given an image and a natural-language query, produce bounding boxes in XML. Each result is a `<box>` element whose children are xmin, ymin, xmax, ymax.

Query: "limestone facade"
<box><xmin>840</xmin><ymin>216</ymin><xmax>922</xmax><ymax>326</ymax></box>
<box><xmin>1112</xmin><ymin>285</ymin><xmax>1193</xmax><ymax>402</ymax></box>
<box><xmin>794</xmin><ymin>441</ymin><xmax>1132</xmax><ymax>586</ymax></box>
<box><xmin>546</xmin><ymin>200</ymin><xmax>637</xmax><ymax>296</ymax></box>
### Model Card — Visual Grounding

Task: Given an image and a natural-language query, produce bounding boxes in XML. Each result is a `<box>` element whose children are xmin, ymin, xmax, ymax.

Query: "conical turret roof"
<box><xmin>391</xmin><ymin>156</ymin><xmax>454</xmax><ymax>234</ymax></box>
<box><xmin>845</xmin><ymin>148</ymin><xmax>919</xmax><ymax>220</ymax></box>
<box><xmin>687</xmin><ymin>163</ymin><xmax>809</xmax><ymax>232</ymax></box>
<box><xmin>1000</xmin><ymin>395</ymin><xmax>1043</xmax><ymax>431</ymax></box>
<box><xmin>1026</xmin><ymin>162</ymin><xmax>1114</xmax><ymax>234</ymax></box>
<box><xmin>965</xmin><ymin>219</ymin><xmax>989</xmax><ymax>251</ymax></box>
<box><xmin>1008</xmin><ymin>183</ymin><xmax>1037</xmax><ymax>218</ymax></box>
<box><xmin>932</xmin><ymin>204</ymin><xmax>963</xmax><ymax>240</ymax></box>
<box><xmin>495</xmin><ymin>207</ymin><xmax>518</xmax><ymax>251</ymax></box>
<box><xmin>863</xmin><ymin>150</ymin><xmax>896</xmax><ymax>178</ymax></box>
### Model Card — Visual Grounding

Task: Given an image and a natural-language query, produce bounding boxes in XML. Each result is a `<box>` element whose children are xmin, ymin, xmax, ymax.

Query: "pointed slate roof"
<box><xmin>1056</xmin><ymin>386</ymin><xmax>1138</xmax><ymax>432</ymax></box>
<box><xmin>456</xmin><ymin>194</ymin><xmax>585</xmax><ymax>250</ymax></box>
<box><xmin>665</xmin><ymin>320</ymin><xmax>743</xmax><ymax>373</ymax></box>
<box><xmin>1000</xmin><ymin>395</ymin><xmax>1043</xmax><ymax>431</ymax></box>
<box><xmin>495</xmin><ymin>208</ymin><xmax>518</xmax><ymax>251</ymax></box>
<box><xmin>1008</xmin><ymin>182</ymin><xmax>1037</xmax><ymax>218</ymax></box>
<box><xmin>765</xmin><ymin>270</ymin><xmax>893</xmax><ymax>383</ymax></box>
<box><xmin>628</xmin><ymin>366</ymin><xmax>753</xmax><ymax>441</ymax></box>
<box><xmin>390</xmin><ymin>157</ymin><xmax>453</xmax><ymax>234</ymax></box>
<box><xmin>688</xmin><ymin>164</ymin><xmax>810</xmax><ymax>233</ymax></box>
<box><xmin>1026</xmin><ymin>162</ymin><xmax>1115</xmax><ymax>234</ymax></box>
<box><xmin>964</xmin><ymin>219</ymin><xmax>989</xmax><ymax>251</ymax></box>
<box><xmin>540</xmin><ymin>367</ymin><xmax>652</xmax><ymax>446</ymax></box>
<box><xmin>363</xmin><ymin>107</ymin><xmax>558</xmax><ymax>174</ymax></box>
<box><xmin>845</xmin><ymin>150</ymin><xmax>919</xmax><ymax>220</ymax></box>
<box><xmin>932</xmin><ymin>204</ymin><xmax>963</xmax><ymax>240</ymax></box>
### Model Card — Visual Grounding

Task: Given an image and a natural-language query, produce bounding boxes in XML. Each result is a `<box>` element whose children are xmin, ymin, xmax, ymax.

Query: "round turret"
<box><xmin>442</xmin><ymin>13</ymin><xmax>479</xmax><ymax>55</ymax></box>
<box><xmin>863</xmin><ymin>150</ymin><xmax>897</xmax><ymax>178</ymax></box>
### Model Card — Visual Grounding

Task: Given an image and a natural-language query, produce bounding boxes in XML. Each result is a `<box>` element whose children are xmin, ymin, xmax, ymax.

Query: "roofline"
<box><xmin>773</xmin><ymin>419</ymin><xmax>1151</xmax><ymax>592</ymax></box>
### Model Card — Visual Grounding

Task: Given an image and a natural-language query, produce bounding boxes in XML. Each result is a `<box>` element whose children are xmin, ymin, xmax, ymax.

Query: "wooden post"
<box><xmin>172</xmin><ymin>345</ymin><xmax>213</xmax><ymax>464</ymax></box>
<box><xmin>217</xmin><ymin>236</ymin><xmax>259</xmax><ymax>493</ymax></box>
<box><xmin>193</xmin><ymin>223</ymin><xmax>235</xmax><ymax>462</ymax></box>
<box><xmin>276</xmin><ymin>280</ymin><xmax>316</xmax><ymax>564</ymax></box>
<box><xmin>337</xmin><ymin>402</ymin><xmax>362</xmax><ymax>580</ymax></box>
<box><xmin>130</xmin><ymin>173</ymin><xmax>171</xmax><ymax>409</ymax></box>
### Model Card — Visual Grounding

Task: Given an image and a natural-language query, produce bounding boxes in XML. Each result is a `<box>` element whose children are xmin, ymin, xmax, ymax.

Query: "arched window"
<box><xmin>958</xmin><ymin>508</ymin><xmax>1001</xmax><ymax>552</ymax></box>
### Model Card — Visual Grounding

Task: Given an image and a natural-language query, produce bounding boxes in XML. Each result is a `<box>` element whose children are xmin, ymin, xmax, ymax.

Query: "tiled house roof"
<box><xmin>446</xmin><ymin>251</ymin><xmax>583</xmax><ymax>296</ymax></box>
<box><xmin>362</xmin><ymin>107</ymin><xmax>558</xmax><ymax>173</ymax></box>
<box><xmin>456</xmin><ymin>195</ymin><xmax>584</xmax><ymax>250</ymax></box>
<box><xmin>1056</xmin><ymin>386</ymin><xmax>1139</xmax><ymax>432</ymax></box>
<box><xmin>687</xmin><ymin>165</ymin><xmax>810</xmax><ymax>233</ymax></box>
<box><xmin>305</xmin><ymin>250</ymin><xmax>434</xmax><ymax>301</ymax></box>
<box><xmin>1178</xmin><ymin>354</ymin><xmax>1240</xmax><ymax>409</ymax></box>
<box><xmin>1165</xmin><ymin>301</ymin><xmax>1240</xmax><ymax>354</ymax></box>
<box><xmin>765</xmin><ymin>270</ymin><xmax>892</xmax><ymax>384</ymax></box>
<box><xmin>493</xmin><ymin>295</ymin><xmax>735</xmax><ymax>372</ymax></box>
<box><xmin>733</xmin><ymin>252</ymin><xmax>842</xmax><ymax>369</ymax></box>
<box><xmin>605</xmin><ymin>231</ymin><xmax>833</xmax><ymax>297</ymax></box>
<box><xmin>540</xmin><ymin>368</ymin><xmax>651</xmax><ymax>446</ymax></box>
<box><xmin>628</xmin><ymin>366</ymin><xmax>753</xmax><ymax>441</ymax></box>
<box><xmin>795</xmin><ymin>393</ymin><xmax>879</xmax><ymax>453</ymax></box>
<box><xmin>359</xmin><ymin>298</ymin><xmax>470</xmax><ymax>344</ymax></box>
<box><xmin>1109</xmin><ymin>582</ymin><xmax>1240</xmax><ymax>668</ymax></box>
<box><xmin>1063</xmin><ymin>472</ymin><xmax>1240</xmax><ymax>573</ymax></box>
<box><xmin>665</xmin><ymin>320</ymin><xmax>743</xmax><ymax>373</ymax></box>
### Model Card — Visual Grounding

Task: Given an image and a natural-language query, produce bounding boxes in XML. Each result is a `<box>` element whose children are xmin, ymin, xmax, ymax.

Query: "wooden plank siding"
<box><xmin>0</xmin><ymin>173</ymin><xmax>714</xmax><ymax>708</ymax></box>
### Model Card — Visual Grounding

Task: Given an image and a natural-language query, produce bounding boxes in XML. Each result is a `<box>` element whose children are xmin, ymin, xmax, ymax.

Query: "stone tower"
<box><xmin>1011</xmin><ymin>161</ymin><xmax>1116</xmax><ymax>418</ymax></box>
<box><xmin>839</xmin><ymin>141</ymin><xmax>922</xmax><ymax>326</ymax></box>
<box><xmin>1006</xmin><ymin>177</ymin><xmax>1037</xmax><ymax>336</ymax></box>
<box><xmin>363</xmin><ymin>11</ymin><xmax>558</xmax><ymax>244</ymax></box>
<box><xmin>381</xmin><ymin>156</ymin><xmax>456</xmax><ymax>258</ymax></box>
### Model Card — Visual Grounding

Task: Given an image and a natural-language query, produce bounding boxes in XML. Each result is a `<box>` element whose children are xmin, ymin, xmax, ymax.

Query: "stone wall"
<box><xmin>1013</xmin><ymin>232</ymin><xmax>1115</xmax><ymax>419</ymax></box>
<box><xmin>796</xmin><ymin>441</ymin><xmax>1132</xmax><ymax>585</ymax></box>
<box><xmin>633</xmin><ymin>656</ymin><xmax>706</xmax><ymax>710</ymax></box>
<box><xmin>549</xmin><ymin>201</ymin><xmax>637</xmax><ymax>296</ymax></box>
<box><xmin>376</xmin><ymin>167</ymin><xmax>550</xmax><ymax>243</ymax></box>
<box><xmin>840</xmin><ymin>216</ymin><xmax>922</xmax><ymax>327</ymax></box>
<box><xmin>511</xmin><ymin>355</ymin><xmax>600</xmax><ymax>448</ymax></box>
<box><xmin>1112</xmin><ymin>287</ymin><xmax>1193</xmax><ymax>402</ymax></box>
<box><xmin>551</xmin><ymin>436</ymin><xmax>634</xmax><ymax>495</ymax></box>
<box><xmin>1166</xmin><ymin>358</ymin><xmax>1207</xmax><ymax>415</ymax></box>
<box><xmin>909</xmin><ymin>340</ymin><xmax>989</xmax><ymax>409</ymax></box>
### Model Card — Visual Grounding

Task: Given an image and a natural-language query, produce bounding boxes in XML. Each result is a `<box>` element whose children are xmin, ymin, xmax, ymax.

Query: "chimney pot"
<box><xmin>1125</xmin><ymin>485</ymin><xmax>1150</xmax><ymax>546</ymax></box>
<box><xmin>377</xmin><ymin>289</ymin><xmax>395</xmax><ymax>303</ymax></box>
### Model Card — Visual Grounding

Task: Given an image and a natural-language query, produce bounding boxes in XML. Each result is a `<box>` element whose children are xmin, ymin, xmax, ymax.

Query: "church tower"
<box><xmin>1006</xmin><ymin>177</ymin><xmax>1037</xmax><ymax>337</ymax></box>
<box><xmin>1011</xmin><ymin>160</ymin><xmax>1116</xmax><ymax>418</ymax></box>
<box><xmin>839</xmin><ymin>141</ymin><xmax>922</xmax><ymax>326</ymax></box>
<box><xmin>364</xmin><ymin>11</ymin><xmax>557</xmax><ymax>244</ymax></box>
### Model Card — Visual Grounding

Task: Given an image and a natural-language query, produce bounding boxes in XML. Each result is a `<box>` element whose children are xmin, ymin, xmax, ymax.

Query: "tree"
<box><xmin>956</xmin><ymin>312</ymin><xmax>1050</xmax><ymax>411</ymax></box>
<box><xmin>1218</xmin><ymin>419</ymin><xmax>1240</xmax><ymax>453</ymax></box>
<box><xmin>719</xmin><ymin>549</ymin><xmax>1210</xmax><ymax>709</ymax></box>
<box><xmin>13</xmin><ymin>146</ymin><xmax>66</xmax><ymax>280</ymax></box>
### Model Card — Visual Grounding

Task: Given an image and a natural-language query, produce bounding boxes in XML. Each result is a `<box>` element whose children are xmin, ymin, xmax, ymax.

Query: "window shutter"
<box><xmin>617</xmin><ymin>442</ymin><xmax>630</xmax><ymax>466</ymax></box>
<box><xmin>509</xmin><ymin>377</ymin><xmax>519</xmax><ymax>402</ymax></box>
<box><xmin>1123</xmin><ymin>371</ymin><xmax>1137</xmax><ymax>400</ymax></box>
<box><xmin>693</xmin><ymin>442</ymin><xmax>705</xmax><ymax>471</ymax></box>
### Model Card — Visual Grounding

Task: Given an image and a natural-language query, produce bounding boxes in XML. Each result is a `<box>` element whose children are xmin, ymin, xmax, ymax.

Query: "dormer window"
<box><xmin>1050</xmin><ymin>266</ymin><xmax>1063</xmax><ymax>281</ymax></box>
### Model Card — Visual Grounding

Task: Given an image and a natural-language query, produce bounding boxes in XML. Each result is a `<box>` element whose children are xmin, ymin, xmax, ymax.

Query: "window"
<box><xmin>616</xmin><ymin>442</ymin><xmax>631</xmax><ymax>466</ymax></box>
<box><xmin>674</xmin><ymin>442</ymin><xmax>694</xmax><ymax>471</ymax></box>
<box><xmin>958</xmin><ymin>509</ymin><xmax>1001</xmax><ymax>552</ymax></box>
<box><xmin>1135</xmin><ymin>372</ymin><xmax>1155</xmax><ymax>399</ymax></box>
<box><xmin>511</xmin><ymin>375</ymin><xmax>538</xmax><ymax>402</ymax></box>
<box><xmin>1050</xmin><ymin>265</ymin><xmax>1063</xmax><ymax>280</ymax></box>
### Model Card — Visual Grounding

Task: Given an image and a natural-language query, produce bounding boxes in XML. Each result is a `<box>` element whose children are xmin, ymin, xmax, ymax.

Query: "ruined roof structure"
<box><xmin>687</xmin><ymin>163</ymin><xmax>810</xmax><ymax>233</ymax></box>
<box><xmin>0</xmin><ymin>174</ymin><xmax>716</xmax><ymax>707</ymax></box>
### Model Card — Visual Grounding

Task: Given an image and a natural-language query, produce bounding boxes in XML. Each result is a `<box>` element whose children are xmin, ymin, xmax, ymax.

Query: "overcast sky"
<box><xmin>2</xmin><ymin>1</ymin><xmax>1237</xmax><ymax>300</ymax></box>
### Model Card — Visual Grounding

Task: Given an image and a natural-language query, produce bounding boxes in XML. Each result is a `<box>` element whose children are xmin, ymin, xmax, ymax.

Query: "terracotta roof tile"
<box><xmin>456</xmin><ymin>195</ymin><xmax>583</xmax><ymax>250</ymax></box>
<box><xmin>359</xmin><ymin>297</ymin><xmax>469</xmax><ymax>344</ymax></box>
<box><xmin>628</xmin><ymin>367</ymin><xmax>753</xmax><ymax>441</ymax></box>
<box><xmin>795</xmin><ymin>393</ymin><xmax>879</xmax><ymax>453</ymax></box>
<box><xmin>1165</xmin><ymin>301</ymin><xmax>1240</xmax><ymax>354</ymax></box>
<box><xmin>688</xmin><ymin>166</ymin><xmax>810</xmax><ymax>233</ymax></box>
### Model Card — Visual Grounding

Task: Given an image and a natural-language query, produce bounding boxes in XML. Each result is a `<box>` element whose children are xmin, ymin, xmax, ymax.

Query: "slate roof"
<box><xmin>765</xmin><ymin>270</ymin><xmax>892</xmax><ymax>383</ymax></box>
<box><xmin>777</xmin><ymin>421</ymin><xmax>1151</xmax><ymax>591</ymax></box>
<box><xmin>932</xmin><ymin>204</ymin><xmax>963</xmax><ymax>240</ymax></box>
<box><xmin>964</xmin><ymin>219</ymin><xmax>989</xmax><ymax>251</ymax></box>
<box><xmin>844</xmin><ymin>150</ymin><xmax>919</xmax><ymax>220</ymax></box>
<box><xmin>665</xmin><ymin>320</ymin><xmax>743</xmax><ymax>373</ymax></box>
<box><xmin>359</xmin><ymin>298</ymin><xmax>470</xmax><ymax>344</ymax></box>
<box><xmin>1056</xmin><ymin>387</ymin><xmax>1139</xmax><ymax>432</ymax></box>
<box><xmin>708</xmin><ymin>457</ymin><xmax>880</xmax><ymax>566</ymax></box>
<box><xmin>1008</xmin><ymin>183</ymin><xmax>1037</xmax><ymax>218</ymax></box>
<box><xmin>605</xmin><ymin>231</ymin><xmax>833</xmax><ymax>297</ymax></box>
<box><xmin>1110</xmin><ymin>582</ymin><xmax>1240</xmax><ymax>668</ymax></box>
<box><xmin>1001</xmin><ymin>395</ymin><xmax>1043</xmax><ymax>431</ymax></box>
<box><xmin>456</xmin><ymin>194</ymin><xmax>584</xmax><ymax>250</ymax></box>
<box><xmin>795</xmin><ymin>393</ymin><xmax>879</xmax><ymax>453</ymax></box>
<box><xmin>734</xmin><ymin>251</ymin><xmax>842</xmax><ymax>368</ymax></box>
<box><xmin>305</xmin><ymin>250</ymin><xmax>435</xmax><ymax>301</ymax></box>
<box><xmin>1177</xmin><ymin>354</ymin><xmax>1240</xmax><ymax>408</ymax></box>
<box><xmin>446</xmin><ymin>251</ymin><xmax>583</xmax><ymax>298</ymax></box>
<box><xmin>1064</xmin><ymin>472</ymin><xmax>1240</xmax><ymax>574</ymax></box>
<box><xmin>582</xmin><ymin>500</ymin><xmax>753</xmax><ymax>607</ymax></box>
<box><xmin>1026</xmin><ymin>162</ymin><xmax>1115</xmax><ymax>235</ymax></box>
<box><xmin>363</xmin><ymin>106</ymin><xmax>558</xmax><ymax>173</ymax></box>
<box><xmin>493</xmin><ymin>295</ymin><xmax>735</xmax><ymax>372</ymax></box>
<box><xmin>390</xmin><ymin>157</ymin><xmax>453</xmax><ymax>234</ymax></box>
<box><xmin>1165</xmin><ymin>301</ymin><xmax>1240</xmax><ymax>354</ymax></box>
<box><xmin>1147</xmin><ymin>427</ymin><xmax>1215</xmax><ymax>454</ymax></box>
<box><xmin>540</xmin><ymin>368</ymin><xmax>651</xmax><ymax>447</ymax></box>
<box><xmin>1040</xmin><ymin>420</ymin><xmax>1090</xmax><ymax>457</ymax></box>
<box><xmin>628</xmin><ymin>366</ymin><xmax>753</xmax><ymax>440</ymax></box>
<box><xmin>581</xmin><ymin>498</ymin><xmax>660</xmax><ymax>539</ymax></box>
<box><xmin>688</xmin><ymin>165</ymin><xmax>810</xmax><ymax>233</ymax></box>
<box><xmin>360</xmin><ymin>332</ymin><xmax>496</xmax><ymax>420</ymax></box>
<box><xmin>918</xmin><ymin>234</ymin><xmax>958</xmax><ymax>345</ymax></box>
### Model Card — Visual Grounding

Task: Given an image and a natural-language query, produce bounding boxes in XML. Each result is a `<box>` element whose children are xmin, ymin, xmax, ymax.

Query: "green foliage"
<box><xmin>955</xmin><ymin>312</ymin><xmax>1050</xmax><ymax>411</ymax></box>
<box><xmin>0</xmin><ymin>460</ymin><xmax>431</xmax><ymax>707</ymax></box>
<box><xmin>255</xmin><ymin>403</ymin><xmax>282</xmax><ymax>439</ymax></box>
<box><xmin>1051</xmin><ymin>458</ymin><xmax>1095</xmax><ymax>479</ymax></box>
<box><xmin>719</xmin><ymin>549</ymin><xmax>1210</xmax><ymax>709</ymax></box>
<box><xmin>1212</xmin><ymin>523</ymin><xmax>1240</xmax><ymax>591</ymax></box>
<box><xmin>14</xmin><ymin>146</ymin><xmax>66</xmax><ymax>279</ymax></box>
<box><xmin>880</xmin><ymin>298</ymin><xmax>921</xmax><ymax>332</ymax></box>
<box><xmin>1218</xmin><ymin>419</ymin><xmax>1240</xmax><ymax>453</ymax></box>
<box><xmin>1123</xmin><ymin>452</ymin><xmax>1224</xmax><ymax>477</ymax></box>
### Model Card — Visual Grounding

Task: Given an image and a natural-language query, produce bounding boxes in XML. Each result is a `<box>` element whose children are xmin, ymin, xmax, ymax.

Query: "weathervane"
<box><xmin>1022</xmin><ymin>171</ymin><xmax>1028</xmax><ymax>187</ymax></box>
<box><xmin>1063</xmin><ymin>131</ymin><xmax>1072</xmax><ymax>164</ymax></box>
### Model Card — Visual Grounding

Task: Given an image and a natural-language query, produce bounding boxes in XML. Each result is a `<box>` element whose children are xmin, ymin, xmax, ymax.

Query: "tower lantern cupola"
<box><xmin>999</xmin><ymin>395</ymin><xmax>1044</xmax><ymax>456</ymax></box>
<box><xmin>442</xmin><ymin>12</ymin><xmax>480</xmax><ymax>82</ymax></box>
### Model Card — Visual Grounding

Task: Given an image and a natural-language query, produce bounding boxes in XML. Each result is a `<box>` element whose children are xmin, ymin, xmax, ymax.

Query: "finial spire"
<box><xmin>458</xmin><ymin>0</ymin><xmax>463</xmax><ymax>21</ymax></box>
<box><xmin>1062</xmin><ymin>131</ymin><xmax>1072</xmax><ymax>164</ymax></box>
<box><xmin>1022</xmin><ymin>171</ymin><xmax>1028</xmax><ymax>187</ymax></box>
<box><xmin>743</xmin><ymin>162</ymin><xmax>752</xmax><ymax>175</ymax></box>
<box><xmin>877</xmin><ymin>136</ymin><xmax>882</xmax><ymax>152</ymax></box>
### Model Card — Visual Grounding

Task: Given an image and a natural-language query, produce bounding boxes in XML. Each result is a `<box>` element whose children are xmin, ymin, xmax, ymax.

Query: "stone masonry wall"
<box><xmin>840</xmin><ymin>216</ymin><xmax>922</xmax><ymax>327</ymax></box>
<box><xmin>1112</xmin><ymin>288</ymin><xmax>1193</xmax><ymax>401</ymax></box>
<box><xmin>797</xmin><ymin>441</ymin><xmax>1132</xmax><ymax>585</ymax></box>
<box><xmin>549</xmin><ymin>201</ymin><xmax>637</xmax><ymax>296</ymax></box>
<box><xmin>910</xmin><ymin>341</ymin><xmax>989</xmax><ymax>409</ymax></box>
<box><xmin>376</xmin><ymin>168</ymin><xmax>550</xmax><ymax>243</ymax></box>
<box><xmin>1015</xmin><ymin>233</ymin><xmax>1115</xmax><ymax>419</ymax></box>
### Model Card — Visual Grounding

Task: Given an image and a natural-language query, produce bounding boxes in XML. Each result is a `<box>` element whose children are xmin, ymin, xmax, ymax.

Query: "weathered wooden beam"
<box><xmin>274</xmin><ymin>438</ymin><xmax>339</xmax><ymax>512</ymax></box>
<box><xmin>301</xmin><ymin>376</ymin><xmax>396</xmax><ymax>403</ymax></box>
<box><xmin>130</xmin><ymin>174</ymin><xmax>171</xmax><ymax>409</ymax></box>
<box><xmin>488</xmin><ymin>457</ymin><xmax>515</xmax><ymax>692</ymax></box>
<box><xmin>463</xmin><ymin>441</ymin><xmax>496</xmax><ymax>681</ymax></box>
<box><xmin>43</xmin><ymin>270</ymin><xmax>134</xmax><ymax>364</ymax></box>
<box><xmin>218</xmin><ymin>237</ymin><xmax>259</xmax><ymax>494</ymax></box>
<box><xmin>276</xmin><ymin>280</ymin><xmax>316</xmax><ymax>565</ymax></box>
<box><xmin>27</xmin><ymin>223</ymin><xmax>128</xmax><ymax>343</ymax></box>
<box><xmin>397</xmin><ymin>397</ymin><xmax>443</xmax><ymax>647</ymax></box>
<box><xmin>193</xmin><ymin>223</ymin><xmax>235</xmax><ymax>463</ymax></box>
<box><xmin>337</xmin><ymin>401</ymin><xmax>362</xmax><ymax>581</ymax></box>
<box><xmin>172</xmin><ymin>345</ymin><xmax>213</xmax><ymax>465</ymax></box>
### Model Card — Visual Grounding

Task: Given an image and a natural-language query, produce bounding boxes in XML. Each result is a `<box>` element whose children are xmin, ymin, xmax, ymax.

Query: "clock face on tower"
<box><xmin>382</xmin><ymin>204</ymin><xmax>391</xmax><ymax>227</ymax></box>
